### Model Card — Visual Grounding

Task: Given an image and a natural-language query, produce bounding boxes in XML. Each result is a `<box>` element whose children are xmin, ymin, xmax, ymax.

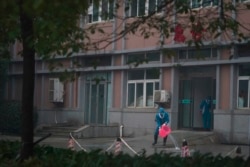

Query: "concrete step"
<box><xmin>168</xmin><ymin>130</ymin><xmax>220</xmax><ymax>146</ymax></box>
<box><xmin>35</xmin><ymin>124</ymin><xmax>218</xmax><ymax>146</ymax></box>
<box><xmin>35</xmin><ymin>124</ymin><xmax>120</xmax><ymax>138</ymax></box>
<box><xmin>35</xmin><ymin>123</ymin><xmax>81</xmax><ymax>137</ymax></box>
<box><xmin>73</xmin><ymin>125</ymin><xmax>119</xmax><ymax>138</ymax></box>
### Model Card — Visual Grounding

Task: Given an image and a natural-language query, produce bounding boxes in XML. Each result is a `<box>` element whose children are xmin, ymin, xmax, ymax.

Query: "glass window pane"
<box><xmin>128</xmin><ymin>70</ymin><xmax>144</xmax><ymax>80</ymax></box>
<box><xmin>179</xmin><ymin>50</ymin><xmax>187</xmax><ymax>59</ymax></box>
<box><xmin>84</xmin><ymin>56</ymin><xmax>111</xmax><ymax>67</ymax></box>
<box><xmin>136</xmin><ymin>83</ymin><xmax>144</xmax><ymax>107</ymax></box>
<box><xmin>188</xmin><ymin>49</ymin><xmax>210</xmax><ymax>59</ymax></box>
<box><xmin>93</xmin><ymin>2</ymin><xmax>99</xmax><ymax>21</ymax></box>
<box><xmin>155</xmin><ymin>82</ymin><xmax>159</xmax><ymax>90</ymax></box>
<box><xmin>212</xmin><ymin>48</ymin><xmax>217</xmax><ymax>58</ymax></box>
<box><xmin>146</xmin><ymin>82</ymin><xmax>154</xmax><ymax>106</ymax></box>
<box><xmin>238</xmin><ymin>44</ymin><xmax>250</xmax><ymax>57</ymax></box>
<box><xmin>238</xmin><ymin>80</ymin><xmax>249</xmax><ymax>108</ymax></box>
<box><xmin>148</xmin><ymin>0</ymin><xmax>156</xmax><ymax>14</ymax></box>
<box><xmin>131</xmin><ymin>0</ymin><xmax>138</xmax><ymax>17</ymax></box>
<box><xmin>109</xmin><ymin>0</ymin><xmax>114</xmax><ymax>19</ymax></box>
<box><xmin>157</xmin><ymin>0</ymin><xmax>163</xmax><ymax>12</ymax></box>
<box><xmin>239</xmin><ymin>64</ymin><xmax>250</xmax><ymax>76</ymax></box>
<box><xmin>101</xmin><ymin>0</ymin><xmax>108</xmax><ymax>20</ymax></box>
<box><xmin>127</xmin><ymin>53</ymin><xmax>145</xmax><ymax>64</ymax></box>
<box><xmin>202</xmin><ymin>0</ymin><xmax>211</xmax><ymax>7</ymax></box>
<box><xmin>146</xmin><ymin>69</ymin><xmax>160</xmax><ymax>79</ymax></box>
<box><xmin>192</xmin><ymin>0</ymin><xmax>201</xmax><ymax>8</ymax></box>
<box><xmin>49</xmin><ymin>80</ymin><xmax>54</xmax><ymax>90</ymax></box>
<box><xmin>199</xmin><ymin>49</ymin><xmax>211</xmax><ymax>58</ymax></box>
<box><xmin>147</xmin><ymin>52</ymin><xmax>160</xmax><ymax>62</ymax></box>
<box><xmin>128</xmin><ymin>83</ymin><xmax>135</xmax><ymax>107</ymax></box>
<box><xmin>139</xmin><ymin>0</ymin><xmax>146</xmax><ymax>16</ymax></box>
<box><xmin>88</xmin><ymin>14</ymin><xmax>92</xmax><ymax>23</ymax></box>
<box><xmin>213</xmin><ymin>0</ymin><xmax>219</xmax><ymax>6</ymax></box>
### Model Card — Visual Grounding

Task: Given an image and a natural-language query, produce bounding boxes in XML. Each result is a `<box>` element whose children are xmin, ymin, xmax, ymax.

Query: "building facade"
<box><xmin>4</xmin><ymin>0</ymin><xmax>250</xmax><ymax>144</ymax></box>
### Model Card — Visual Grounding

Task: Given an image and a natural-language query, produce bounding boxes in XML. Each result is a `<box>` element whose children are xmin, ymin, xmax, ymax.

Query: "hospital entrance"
<box><xmin>178</xmin><ymin>67</ymin><xmax>216</xmax><ymax>130</ymax></box>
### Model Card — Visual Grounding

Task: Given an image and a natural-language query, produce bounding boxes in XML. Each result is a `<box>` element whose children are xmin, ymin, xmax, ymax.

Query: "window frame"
<box><xmin>49</xmin><ymin>78</ymin><xmax>64</xmax><ymax>103</ymax></box>
<box><xmin>190</xmin><ymin>0</ymin><xmax>219</xmax><ymax>9</ymax></box>
<box><xmin>87</xmin><ymin>0</ymin><xmax>114</xmax><ymax>23</ymax></box>
<box><xmin>237</xmin><ymin>76</ymin><xmax>250</xmax><ymax>109</ymax></box>
<box><xmin>126</xmin><ymin>0</ymin><xmax>164</xmax><ymax>17</ymax></box>
<box><xmin>237</xmin><ymin>44</ymin><xmax>250</xmax><ymax>57</ymax></box>
<box><xmin>127</xmin><ymin>70</ymin><xmax>160</xmax><ymax>108</ymax></box>
<box><xmin>178</xmin><ymin>48</ymin><xmax>217</xmax><ymax>60</ymax></box>
<box><xmin>126</xmin><ymin>52</ymin><xmax>160</xmax><ymax>65</ymax></box>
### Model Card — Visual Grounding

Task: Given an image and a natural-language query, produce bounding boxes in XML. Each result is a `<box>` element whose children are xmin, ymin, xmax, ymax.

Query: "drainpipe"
<box><xmin>229</xmin><ymin>0</ymin><xmax>237</xmax><ymax>144</ymax></box>
<box><xmin>112</xmin><ymin>0</ymin><xmax>117</xmax><ymax>51</ymax></box>
<box><xmin>120</xmin><ymin>0</ymin><xmax>126</xmax><ymax>127</ymax></box>
<box><xmin>229</xmin><ymin>64</ymin><xmax>235</xmax><ymax>143</ymax></box>
<box><xmin>215</xmin><ymin>65</ymin><xmax>220</xmax><ymax>132</ymax></box>
<box><xmin>171</xmin><ymin>0</ymin><xmax>177</xmax><ymax>130</ymax></box>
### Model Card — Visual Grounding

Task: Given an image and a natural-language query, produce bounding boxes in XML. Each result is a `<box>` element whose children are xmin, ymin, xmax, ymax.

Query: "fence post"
<box><xmin>181</xmin><ymin>139</ymin><xmax>190</xmax><ymax>157</ymax></box>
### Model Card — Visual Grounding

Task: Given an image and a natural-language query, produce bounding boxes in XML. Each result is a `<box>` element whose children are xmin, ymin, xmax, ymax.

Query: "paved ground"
<box><xmin>1</xmin><ymin>131</ymin><xmax>250</xmax><ymax>158</ymax></box>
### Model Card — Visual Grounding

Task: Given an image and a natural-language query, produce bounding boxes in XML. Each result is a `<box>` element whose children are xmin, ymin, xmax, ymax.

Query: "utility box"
<box><xmin>153</xmin><ymin>90</ymin><xmax>171</xmax><ymax>103</ymax></box>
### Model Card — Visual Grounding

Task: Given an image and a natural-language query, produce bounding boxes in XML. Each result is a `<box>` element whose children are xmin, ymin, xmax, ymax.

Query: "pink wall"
<box><xmin>220</xmin><ymin>65</ymin><xmax>230</xmax><ymax>110</ymax></box>
<box><xmin>85</xmin><ymin>23</ymin><xmax>114</xmax><ymax>51</ymax></box>
<box><xmin>72</xmin><ymin>77</ymin><xmax>78</xmax><ymax>108</ymax></box>
<box><xmin>113</xmin><ymin>71</ymin><xmax>122</xmax><ymax>108</ymax></box>
<box><xmin>114</xmin><ymin>55</ymin><xmax>122</xmax><ymax>66</ymax></box>
<box><xmin>162</xmin><ymin>68</ymin><xmax>172</xmax><ymax>91</ymax></box>
<box><xmin>237</xmin><ymin>3</ymin><xmax>250</xmax><ymax>35</ymax></box>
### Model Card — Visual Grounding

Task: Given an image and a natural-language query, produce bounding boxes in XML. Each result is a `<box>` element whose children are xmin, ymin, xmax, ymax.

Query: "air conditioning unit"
<box><xmin>49</xmin><ymin>78</ymin><xmax>64</xmax><ymax>103</ymax></box>
<box><xmin>153</xmin><ymin>90</ymin><xmax>171</xmax><ymax>103</ymax></box>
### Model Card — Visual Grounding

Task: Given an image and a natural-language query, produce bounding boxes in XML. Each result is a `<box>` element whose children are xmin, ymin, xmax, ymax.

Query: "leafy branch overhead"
<box><xmin>1</xmin><ymin>1</ymin><xmax>249</xmax><ymax>64</ymax></box>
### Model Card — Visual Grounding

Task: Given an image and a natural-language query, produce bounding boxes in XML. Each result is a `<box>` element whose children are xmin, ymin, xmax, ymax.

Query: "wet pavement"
<box><xmin>1</xmin><ymin>131</ymin><xmax>250</xmax><ymax>158</ymax></box>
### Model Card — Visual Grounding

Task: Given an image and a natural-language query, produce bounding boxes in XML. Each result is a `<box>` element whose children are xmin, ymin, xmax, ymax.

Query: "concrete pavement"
<box><xmin>1</xmin><ymin>130</ymin><xmax>250</xmax><ymax>158</ymax></box>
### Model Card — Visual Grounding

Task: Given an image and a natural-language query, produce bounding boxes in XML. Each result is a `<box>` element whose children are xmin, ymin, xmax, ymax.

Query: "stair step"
<box><xmin>35</xmin><ymin>125</ymin><xmax>119</xmax><ymax>138</ymax></box>
<box><xmin>35</xmin><ymin>125</ymin><xmax>81</xmax><ymax>138</ymax></box>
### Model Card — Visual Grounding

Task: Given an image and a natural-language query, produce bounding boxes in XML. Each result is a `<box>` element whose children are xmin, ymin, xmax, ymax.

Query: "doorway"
<box><xmin>84</xmin><ymin>73</ymin><xmax>111</xmax><ymax>125</ymax></box>
<box><xmin>178</xmin><ymin>67</ymin><xmax>215</xmax><ymax>130</ymax></box>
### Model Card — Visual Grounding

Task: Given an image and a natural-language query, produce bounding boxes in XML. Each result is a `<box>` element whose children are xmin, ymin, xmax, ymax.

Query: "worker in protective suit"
<box><xmin>152</xmin><ymin>103</ymin><xmax>169</xmax><ymax>146</ymax></box>
<box><xmin>200</xmin><ymin>96</ymin><xmax>212</xmax><ymax>130</ymax></box>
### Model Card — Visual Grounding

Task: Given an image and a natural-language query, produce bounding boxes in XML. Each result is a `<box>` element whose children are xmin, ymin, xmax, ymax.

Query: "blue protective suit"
<box><xmin>154</xmin><ymin>107</ymin><xmax>169</xmax><ymax>136</ymax></box>
<box><xmin>200</xmin><ymin>98</ymin><xmax>211</xmax><ymax>129</ymax></box>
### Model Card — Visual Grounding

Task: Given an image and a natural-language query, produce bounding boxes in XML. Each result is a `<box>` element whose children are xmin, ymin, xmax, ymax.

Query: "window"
<box><xmin>190</xmin><ymin>0</ymin><xmax>218</xmax><ymax>8</ymax></box>
<box><xmin>87</xmin><ymin>0</ymin><xmax>114</xmax><ymax>23</ymax></box>
<box><xmin>238</xmin><ymin>44</ymin><xmax>250</xmax><ymax>57</ymax></box>
<box><xmin>126</xmin><ymin>52</ymin><xmax>160</xmax><ymax>65</ymax></box>
<box><xmin>83</xmin><ymin>55</ymin><xmax>112</xmax><ymax>67</ymax></box>
<box><xmin>49</xmin><ymin>78</ymin><xmax>64</xmax><ymax>103</ymax></box>
<box><xmin>126</xmin><ymin>0</ymin><xmax>164</xmax><ymax>17</ymax></box>
<box><xmin>237</xmin><ymin>64</ymin><xmax>250</xmax><ymax>108</ymax></box>
<box><xmin>148</xmin><ymin>0</ymin><xmax>165</xmax><ymax>14</ymax></box>
<box><xmin>127</xmin><ymin>69</ymin><xmax>160</xmax><ymax>108</ymax></box>
<box><xmin>178</xmin><ymin>48</ymin><xmax>217</xmax><ymax>60</ymax></box>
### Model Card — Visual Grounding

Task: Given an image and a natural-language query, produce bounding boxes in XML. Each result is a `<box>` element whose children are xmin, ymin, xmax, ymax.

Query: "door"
<box><xmin>84</xmin><ymin>73</ymin><xmax>111</xmax><ymax>125</ymax></box>
<box><xmin>179</xmin><ymin>77</ymin><xmax>214</xmax><ymax>129</ymax></box>
<box><xmin>85</xmin><ymin>82</ymin><xmax>107</xmax><ymax>125</ymax></box>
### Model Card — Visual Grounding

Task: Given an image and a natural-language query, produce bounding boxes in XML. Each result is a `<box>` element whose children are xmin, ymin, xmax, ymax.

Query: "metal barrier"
<box><xmin>105</xmin><ymin>125</ymin><xmax>139</xmax><ymax>156</ymax></box>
